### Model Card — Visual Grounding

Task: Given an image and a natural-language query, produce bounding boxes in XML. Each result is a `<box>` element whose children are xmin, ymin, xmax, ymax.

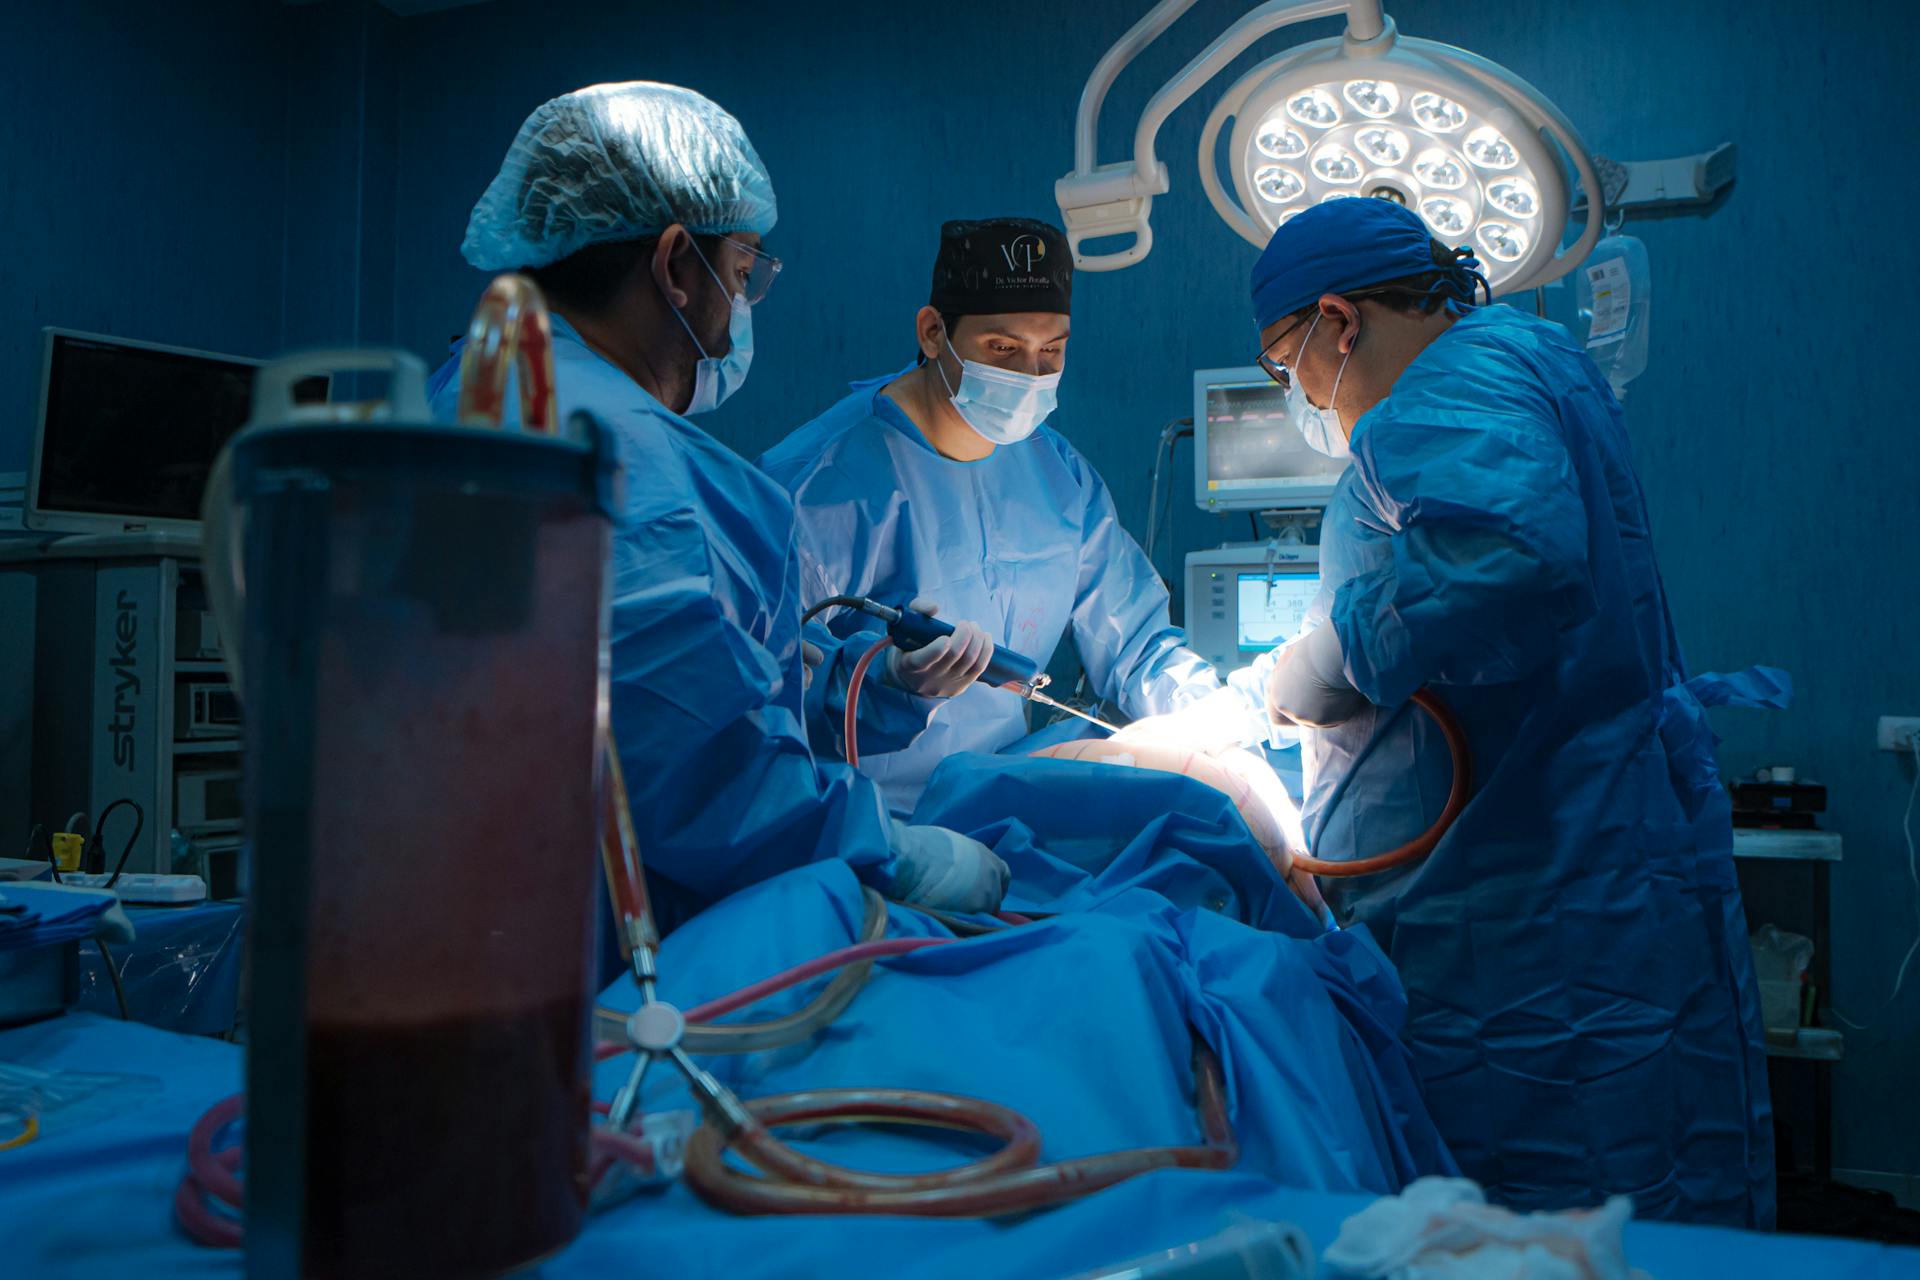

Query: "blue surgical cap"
<box><xmin>1249</xmin><ymin>197</ymin><xmax>1485</xmax><ymax>331</ymax></box>
<box><xmin>463</xmin><ymin>81</ymin><xmax>777</xmax><ymax>271</ymax></box>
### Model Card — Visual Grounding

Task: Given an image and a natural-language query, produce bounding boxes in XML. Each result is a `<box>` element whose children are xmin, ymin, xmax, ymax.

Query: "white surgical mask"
<box><xmin>935</xmin><ymin>338</ymin><xmax>1059</xmax><ymax>445</ymax></box>
<box><xmin>1285</xmin><ymin>313</ymin><xmax>1354</xmax><ymax>459</ymax></box>
<box><xmin>669</xmin><ymin>243</ymin><xmax>754</xmax><ymax>415</ymax></box>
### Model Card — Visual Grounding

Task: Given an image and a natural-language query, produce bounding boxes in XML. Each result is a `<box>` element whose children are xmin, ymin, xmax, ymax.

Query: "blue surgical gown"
<box><xmin>759</xmin><ymin>370</ymin><xmax>1219</xmax><ymax>813</ymax></box>
<box><xmin>1242</xmin><ymin>306</ymin><xmax>1775</xmax><ymax>1226</ymax></box>
<box><xmin>429</xmin><ymin>318</ymin><xmax>895</xmax><ymax>934</ymax></box>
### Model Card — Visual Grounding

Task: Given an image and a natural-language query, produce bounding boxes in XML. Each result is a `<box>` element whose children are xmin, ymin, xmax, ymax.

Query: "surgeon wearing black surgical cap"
<box><xmin>760</xmin><ymin>217</ymin><xmax>1229</xmax><ymax>815</ymax></box>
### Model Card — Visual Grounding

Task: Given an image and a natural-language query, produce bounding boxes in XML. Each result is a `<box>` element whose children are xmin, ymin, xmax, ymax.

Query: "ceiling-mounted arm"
<box><xmin>1059</xmin><ymin>0</ymin><xmax>1382</xmax><ymax>270</ymax></box>
<box><xmin>1072</xmin><ymin>0</ymin><xmax>1203</xmax><ymax>177</ymax></box>
<box><xmin>1131</xmin><ymin>0</ymin><xmax>1364</xmax><ymax>176</ymax></box>
<box><xmin>1058</xmin><ymin>0</ymin><xmax>1203</xmax><ymax>273</ymax></box>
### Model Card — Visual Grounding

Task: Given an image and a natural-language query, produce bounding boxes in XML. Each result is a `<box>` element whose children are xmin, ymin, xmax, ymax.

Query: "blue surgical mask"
<box><xmin>669</xmin><ymin>242</ymin><xmax>753</xmax><ymax>415</ymax></box>
<box><xmin>935</xmin><ymin>338</ymin><xmax>1060</xmax><ymax>445</ymax></box>
<box><xmin>1285</xmin><ymin>313</ymin><xmax>1354</xmax><ymax>459</ymax></box>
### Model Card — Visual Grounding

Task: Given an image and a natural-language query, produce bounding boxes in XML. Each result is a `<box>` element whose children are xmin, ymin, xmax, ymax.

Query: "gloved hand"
<box><xmin>1113</xmin><ymin>685</ymin><xmax>1268</xmax><ymax>756</ymax></box>
<box><xmin>885</xmin><ymin>597</ymin><xmax>994</xmax><ymax>698</ymax></box>
<box><xmin>885</xmin><ymin>818</ymin><xmax>1011</xmax><ymax>914</ymax></box>
<box><xmin>1266</xmin><ymin>623</ymin><xmax>1369</xmax><ymax>728</ymax></box>
<box><xmin>800</xmin><ymin>639</ymin><xmax>824</xmax><ymax>690</ymax></box>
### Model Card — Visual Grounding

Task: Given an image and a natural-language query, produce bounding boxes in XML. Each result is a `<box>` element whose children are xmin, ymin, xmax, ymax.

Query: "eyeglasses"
<box><xmin>721</xmin><ymin>237</ymin><xmax>783</xmax><ymax>305</ymax></box>
<box><xmin>1255</xmin><ymin>311</ymin><xmax>1316</xmax><ymax>390</ymax></box>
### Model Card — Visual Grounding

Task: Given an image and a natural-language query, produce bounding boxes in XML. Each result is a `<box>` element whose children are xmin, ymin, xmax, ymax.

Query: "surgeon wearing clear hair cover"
<box><xmin>761</xmin><ymin>218</ymin><xmax>1223</xmax><ymax>815</ymax></box>
<box><xmin>1133</xmin><ymin>195</ymin><xmax>1780</xmax><ymax>1227</ymax></box>
<box><xmin>428</xmin><ymin>83</ymin><xmax>1009</xmax><ymax>934</ymax></box>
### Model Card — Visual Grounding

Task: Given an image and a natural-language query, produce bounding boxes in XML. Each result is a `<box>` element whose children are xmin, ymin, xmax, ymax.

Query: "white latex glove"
<box><xmin>885</xmin><ymin>818</ymin><xmax>1011</xmax><ymax>914</ymax></box>
<box><xmin>885</xmin><ymin>597</ymin><xmax>994</xmax><ymax>698</ymax></box>
<box><xmin>1266</xmin><ymin>623</ymin><xmax>1369</xmax><ymax>728</ymax></box>
<box><xmin>1113</xmin><ymin>685</ymin><xmax>1268</xmax><ymax>756</ymax></box>
<box><xmin>800</xmin><ymin>639</ymin><xmax>824</xmax><ymax>690</ymax></box>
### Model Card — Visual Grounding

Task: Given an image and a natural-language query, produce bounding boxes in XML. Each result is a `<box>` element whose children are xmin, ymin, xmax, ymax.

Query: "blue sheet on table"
<box><xmin>588</xmin><ymin>754</ymin><xmax>1455</xmax><ymax>1275</ymax></box>
<box><xmin>0</xmin><ymin>883</ymin><xmax>115</xmax><ymax>950</ymax></box>
<box><xmin>9</xmin><ymin>1019</ymin><xmax>1916</xmax><ymax>1279</ymax></box>
<box><xmin>77</xmin><ymin>902</ymin><xmax>245</xmax><ymax>1035</ymax></box>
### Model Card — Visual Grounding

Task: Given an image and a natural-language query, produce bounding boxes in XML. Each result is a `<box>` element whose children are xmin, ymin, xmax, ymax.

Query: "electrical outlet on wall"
<box><xmin>1878</xmin><ymin>716</ymin><xmax>1920</xmax><ymax>752</ymax></box>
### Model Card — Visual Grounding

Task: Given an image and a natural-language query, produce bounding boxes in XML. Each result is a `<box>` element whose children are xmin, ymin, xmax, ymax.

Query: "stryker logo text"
<box><xmin>107</xmin><ymin>590</ymin><xmax>139</xmax><ymax>770</ymax></box>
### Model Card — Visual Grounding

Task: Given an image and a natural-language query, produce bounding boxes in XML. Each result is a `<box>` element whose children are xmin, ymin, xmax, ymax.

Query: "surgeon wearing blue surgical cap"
<box><xmin>761</xmin><ymin>217</ymin><xmax>1223</xmax><ymax>814</ymax></box>
<box><xmin>1132</xmin><ymin>196</ymin><xmax>1782</xmax><ymax>1228</ymax></box>
<box><xmin>428</xmin><ymin>83</ymin><xmax>1010</xmax><ymax>935</ymax></box>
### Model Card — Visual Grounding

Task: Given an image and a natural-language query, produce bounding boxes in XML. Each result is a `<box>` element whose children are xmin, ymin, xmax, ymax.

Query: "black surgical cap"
<box><xmin>929</xmin><ymin>218</ymin><xmax>1072</xmax><ymax>317</ymax></box>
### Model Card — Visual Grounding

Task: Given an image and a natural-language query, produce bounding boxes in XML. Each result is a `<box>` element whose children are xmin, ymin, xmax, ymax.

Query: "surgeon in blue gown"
<box><xmin>759</xmin><ymin>218</ymin><xmax>1222</xmax><ymax>814</ymax></box>
<box><xmin>428</xmin><ymin>82</ymin><xmax>1010</xmax><ymax>934</ymax></box>
<box><xmin>1126</xmin><ymin>198</ymin><xmax>1779</xmax><ymax>1227</ymax></box>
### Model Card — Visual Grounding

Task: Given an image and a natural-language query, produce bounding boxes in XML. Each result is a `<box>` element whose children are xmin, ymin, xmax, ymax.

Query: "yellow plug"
<box><xmin>50</xmin><ymin>833</ymin><xmax>85</xmax><ymax>873</ymax></box>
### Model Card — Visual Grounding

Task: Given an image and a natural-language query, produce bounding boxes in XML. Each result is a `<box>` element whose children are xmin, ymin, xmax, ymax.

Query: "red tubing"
<box><xmin>179</xmin><ymin>1096</ymin><xmax>662</xmax><ymax>1249</ymax></box>
<box><xmin>453</xmin><ymin>274</ymin><xmax>558</xmax><ymax>434</ymax></box>
<box><xmin>841</xmin><ymin>636</ymin><xmax>1031</xmax><ymax>932</ymax></box>
<box><xmin>1288</xmin><ymin>688</ymin><xmax>1473</xmax><ymax>878</ymax></box>
<box><xmin>175</xmin><ymin>1145</ymin><xmax>243</xmax><ymax>1248</ymax></box>
<box><xmin>591</xmin><ymin>934</ymin><xmax>953</xmax><ymax>1064</ymax></box>
<box><xmin>589</xmin><ymin>933</ymin><xmax>1240</xmax><ymax>1219</ymax></box>
<box><xmin>843</xmin><ymin>635</ymin><xmax>893</xmax><ymax>768</ymax></box>
<box><xmin>684</xmin><ymin>935</ymin><xmax>951</xmax><ymax>1024</ymax></box>
<box><xmin>175</xmin><ymin>1093</ymin><xmax>244</xmax><ymax>1247</ymax></box>
<box><xmin>600</xmin><ymin>741</ymin><xmax>658</xmax><ymax>957</ymax></box>
<box><xmin>682</xmin><ymin>1036</ymin><xmax>1234</xmax><ymax>1217</ymax></box>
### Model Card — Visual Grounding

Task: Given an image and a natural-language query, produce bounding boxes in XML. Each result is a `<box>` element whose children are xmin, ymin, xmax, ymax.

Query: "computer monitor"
<box><xmin>1192</xmin><ymin>366</ymin><xmax>1347</xmax><ymax>513</ymax></box>
<box><xmin>1183</xmin><ymin>543</ymin><xmax>1321</xmax><ymax>674</ymax></box>
<box><xmin>24</xmin><ymin>328</ymin><xmax>327</xmax><ymax>535</ymax></box>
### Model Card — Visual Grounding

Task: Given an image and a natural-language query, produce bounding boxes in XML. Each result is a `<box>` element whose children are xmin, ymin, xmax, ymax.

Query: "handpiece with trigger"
<box><xmin>881</xmin><ymin>604</ymin><xmax>1120</xmax><ymax>734</ymax></box>
<box><xmin>866</xmin><ymin>602</ymin><xmax>1050</xmax><ymax>698</ymax></box>
<box><xmin>805</xmin><ymin>595</ymin><xmax>1120</xmax><ymax>734</ymax></box>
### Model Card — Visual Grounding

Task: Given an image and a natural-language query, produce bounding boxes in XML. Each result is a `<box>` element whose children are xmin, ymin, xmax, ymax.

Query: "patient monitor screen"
<box><xmin>1203</xmin><ymin>380</ymin><xmax>1347</xmax><ymax>494</ymax></box>
<box><xmin>1236</xmin><ymin>572</ymin><xmax>1319</xmax><ymax>651</ymax></box>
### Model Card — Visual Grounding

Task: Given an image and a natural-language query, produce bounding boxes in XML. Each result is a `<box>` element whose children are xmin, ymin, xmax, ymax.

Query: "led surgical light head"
<box><xmin>1056</xmin><ymin>1</ymin><xmax>1602</xmax><ymax>296</ymax></box>
<box><xmin>1218</xmin><ymin>36</ymin><xmax>1569</xmax><ymax>292</ymax></box>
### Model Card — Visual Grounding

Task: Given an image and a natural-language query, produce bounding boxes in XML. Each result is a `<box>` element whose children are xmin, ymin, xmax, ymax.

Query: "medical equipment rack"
<box><xmin>1732</xmin><ymin>827</ymin><xmax>1842</xmax><ymax>1181</ymax></box>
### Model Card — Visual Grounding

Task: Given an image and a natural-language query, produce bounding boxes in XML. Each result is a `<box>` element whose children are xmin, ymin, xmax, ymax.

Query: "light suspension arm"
<box><xmin>1058</xmin><ymin>0</ymin><xmax>1385</xmax><ymax>270</ymax></box>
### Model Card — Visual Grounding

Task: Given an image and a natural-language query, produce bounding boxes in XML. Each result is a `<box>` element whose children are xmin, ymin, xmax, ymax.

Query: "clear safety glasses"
<box><xmin>721</xmin><ymin>237</ymin><xmax>783</xmax><ymax>305</ymax></box>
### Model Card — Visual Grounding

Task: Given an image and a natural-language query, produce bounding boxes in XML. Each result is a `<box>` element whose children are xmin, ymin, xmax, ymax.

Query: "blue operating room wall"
<box><xmin>0</xmin><ymin>1</ymin><xmax>291</xmax><ymax>475</ymax></box>
<box><xmin>0</xmin><ymin>0</ymin><xmax>398</xmax><ymax>478</ymax></box>
<box><xmin>7</xmin><ymin>0</ymin><xmax>1912</xmax><ymax>1185</ymax></box>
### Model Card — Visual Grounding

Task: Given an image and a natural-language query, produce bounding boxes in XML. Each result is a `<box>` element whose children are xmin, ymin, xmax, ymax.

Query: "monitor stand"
<box><xmin>1255</xmin><ymin>507</ymin><xmax>1322</xmax><ymax>544</ymax></box>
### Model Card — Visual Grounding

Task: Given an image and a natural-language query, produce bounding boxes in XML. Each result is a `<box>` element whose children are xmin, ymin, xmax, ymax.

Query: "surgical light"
<box><xmin>1255</xmin><ymin>166</ymin><xmax>1305</xmax><ymax>203</ymax></box>
<box><xmin>1256</xmin><ymin>123</ymin><xmax>1307</xmax><ymax>159</ymax></box>
<box><xmin>1287</xmin><ymin>88</ymin><xmax>1340</xmax><ymax>127</ymax></box>
<box><xmin>1056</xmin><ymin>0</ymin><xmax>1604</xmax><ymax>295</ymax></box>
<box><xmin>1312</xmin><ymin>143</ymin><xmax>1362</xmax><ymax>184</ymax></box>
<box><xmin>1487</xmin><ymin>176</ymin><xmax>1538</xmax><ymax>218</ymax></box>
<box><xmin>1477</xmin><ymin>220</ymin><xmax>1529</xmax><ymax>262</ymax></box>
<box><xmin>1420</xmin><ymin>196</ymin><xmax>1469</xmax><ymax>237</ymax></box>
<box><xmin>1342</xmin><ymin>79</ymin><xmax>1399</xmax><ymax>118</ymax></box>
